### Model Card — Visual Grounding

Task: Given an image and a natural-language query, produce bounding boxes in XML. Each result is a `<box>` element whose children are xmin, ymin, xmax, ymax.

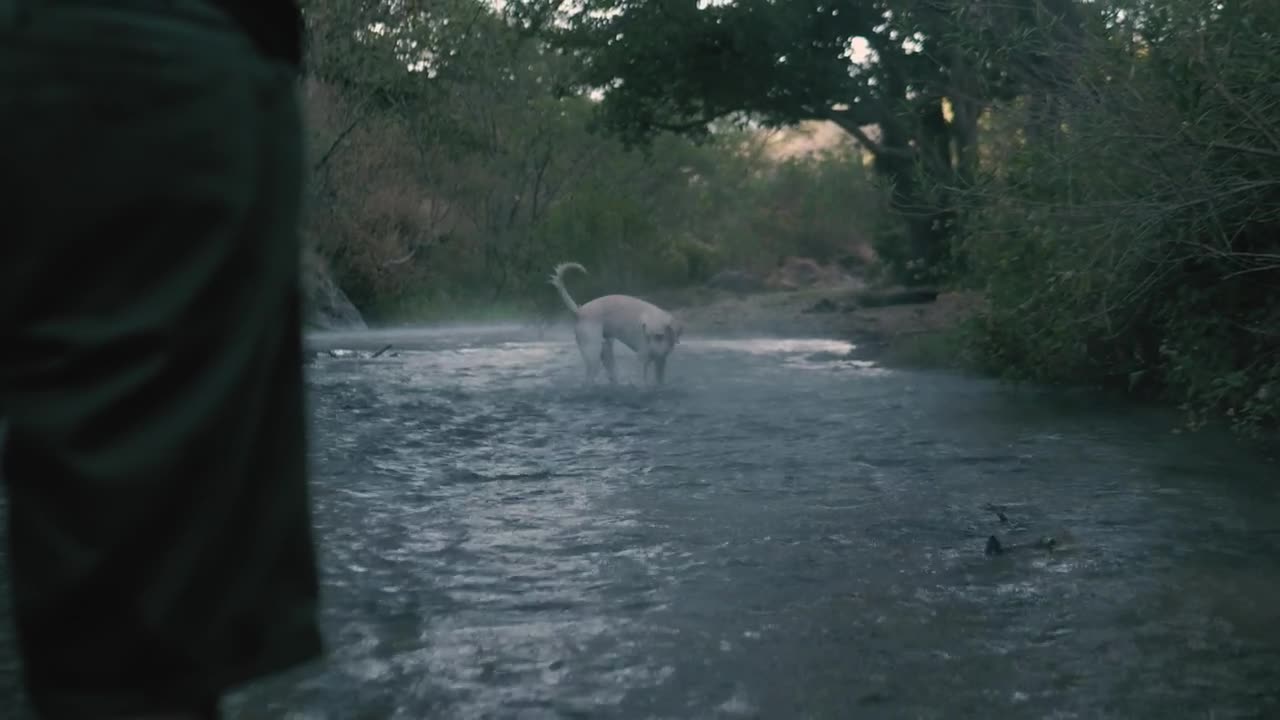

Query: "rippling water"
<box><xmin>4</xmin><ymin>324</ymin><xmax>1280</xmax><ymax>719</ymax></box>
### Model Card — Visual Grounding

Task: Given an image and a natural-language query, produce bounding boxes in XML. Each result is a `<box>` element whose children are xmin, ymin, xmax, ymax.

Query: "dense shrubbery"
<box><xmin>301</xmin><ymin>0</ymin><xmax>1280</xmax><ymax>434</ymax></box>
<box><xmin>299</xmin><ymin>1</ymin><xmax>881</xmax><ymax>324</ymax></box>
<box><xmin>958</xmin><ymin>0</ymin><xmax>1280</xmax><ymax>434</ymax></box>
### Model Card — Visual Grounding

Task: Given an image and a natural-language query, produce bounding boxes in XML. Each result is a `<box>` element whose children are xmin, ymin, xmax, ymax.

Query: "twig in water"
<box><xmin>370</xmin><ymin>344</ymin><xmax>394</xmax><ymax>359</ymax></box>
<box><xmin>983</xmin><ymin>502</ymin><xmax>1009</xmax><ymax>523</ymax></box>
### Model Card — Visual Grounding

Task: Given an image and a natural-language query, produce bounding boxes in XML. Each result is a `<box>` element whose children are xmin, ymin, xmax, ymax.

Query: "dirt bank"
<box><xmin>669</xmin><ymin>286</ymin><xmax>983</xmax><ymax>366</ymax></box>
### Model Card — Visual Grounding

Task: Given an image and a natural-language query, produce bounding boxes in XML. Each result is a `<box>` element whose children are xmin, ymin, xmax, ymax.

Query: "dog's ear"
<box><xmin>664</xmin><ymin>324</ymin><xmax>676</xmax><ymax>345</ymax></box>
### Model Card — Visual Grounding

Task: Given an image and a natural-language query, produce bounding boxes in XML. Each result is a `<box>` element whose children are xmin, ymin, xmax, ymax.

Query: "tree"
<box><xmin>297</xmin><ymin>0</ymin><xmax>890</xmax><ymax>320</ymax></box>
<box><xmin>509</xmin><ymin>0</ymin><xmax>1083</xmax><ymax>284</ymax></box>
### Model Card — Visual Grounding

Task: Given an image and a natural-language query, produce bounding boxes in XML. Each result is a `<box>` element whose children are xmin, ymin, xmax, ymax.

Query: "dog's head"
<box><xmin>641</xmin><ymin>318</ymin><xmax>682</xmax><ymax>357</ymax></box>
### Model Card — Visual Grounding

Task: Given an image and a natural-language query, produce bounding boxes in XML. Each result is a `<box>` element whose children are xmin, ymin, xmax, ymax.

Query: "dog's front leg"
<box><xmin>653</xmin><ymin>354</ymin><xmax>667</xmax><ymax>385</ymax></box>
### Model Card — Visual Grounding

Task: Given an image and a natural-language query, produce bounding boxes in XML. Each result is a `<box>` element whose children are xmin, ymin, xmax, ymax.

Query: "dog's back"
<box><xmin>578</xmin><ymin>294</ymin><xmax>676</xmax><ymax>355</ymax></box>
<box><xmin>578</xmin><ymin>294</ymin><xmax>671</xmax><ymax>326</ymax></box>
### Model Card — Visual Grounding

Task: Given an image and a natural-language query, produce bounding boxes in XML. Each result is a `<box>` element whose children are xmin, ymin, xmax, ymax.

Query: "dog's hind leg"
<box><xmin>575</xmin><ymin>323</ymin><xmax>604</xmax><ymax>384</ymax></box>
<box><xmin>601</xmin><ymin>338</ymin><xmax>619</xmax><ymax>385</ymax></box>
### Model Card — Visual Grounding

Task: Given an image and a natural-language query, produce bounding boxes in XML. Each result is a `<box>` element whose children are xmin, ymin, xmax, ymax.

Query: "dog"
<box><xmin>549</xmin><ymin>262</ymin><xmax>682</xmax><ymax>385</ymax></box>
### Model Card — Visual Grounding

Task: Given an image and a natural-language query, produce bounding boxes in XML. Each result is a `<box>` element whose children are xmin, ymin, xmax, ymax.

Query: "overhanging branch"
<box><xmin>644</xmin><ymin>110</ymin><xmax>721</xmax><ymax>135</ymax></box>
<box><xmin>822</xmin><ymin>107</ymin><xmax>913</xmax><ymax>160</ymax></box>
<box><xmin>312</xmin><ymin>102</ymin><xmax>370</xmax><ymax>174</ymax></box>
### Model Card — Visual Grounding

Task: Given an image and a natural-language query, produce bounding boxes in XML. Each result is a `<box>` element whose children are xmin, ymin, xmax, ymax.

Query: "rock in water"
<box><xmin>303</xmin><ymin>256</ymin><xmax>367</xmax><ymax>331</ymax></box>
<box><xmin>801</xmin><ymin>298</ymin><xmax>839</xmax><ymax>314</ymax></box>
<box><xmin>984</xmin><ymin>534</ymin><xmax>1060</xmax><ymax>556</ymax></box>
<box><xmin>985</xmin><ymin>535</ymin><xmax>1004</xmax><ymax>556</ymax></box>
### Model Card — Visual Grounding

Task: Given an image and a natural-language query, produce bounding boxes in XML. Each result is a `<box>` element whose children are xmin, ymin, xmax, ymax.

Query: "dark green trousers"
<box><xmin>0</xmin><ymin>1</ymin><xmax>323</xmax><ymax>716</ymax></box>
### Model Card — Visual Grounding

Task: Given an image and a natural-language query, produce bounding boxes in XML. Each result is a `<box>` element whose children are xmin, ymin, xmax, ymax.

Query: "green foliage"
<box><xmin>747</xmin><ymin>150</ymin><xmax>878</xmax><ymax>265</ymax></box>
<box><xmin>301</xmin><ymin>0</ymin><xmax>1280</xmax><ymax>437</ymax></box>
<box><xmin>299</xmin><ymin>0</ymin><xmax>886</xmax><ymax>323</ymax></box>
<box><xmin>959</xmin><ymin>0</ymin><xmax>1280</xmax><ymax>435</ymax></box>
<box><xmin>516</xmin><ymin>0</ymin><xmax>1073</xmax><ymax>283</ymax></box>
<box><xmin>880</xmin><ymin>328</ymin><xmax>973</xmax><ymax>370</ymax></box>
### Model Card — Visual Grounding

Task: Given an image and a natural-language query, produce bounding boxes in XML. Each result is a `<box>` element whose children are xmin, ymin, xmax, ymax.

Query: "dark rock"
<box><xmin>706</xmin><ymin>269</ymin><xmax>766</xmax><ymax>294</ymax></box>
<box><xmin>985</xmin><ymin>534</ymin><xmax>1058</xmax><ymax>556</ymax></box>
<box><xmin>851</xmin><ymin>288</ymin><xmax>940</xmax><ymax>308</ymax></box>
<box><xmin>802</xmin><ymin>298</ymin><xmax>840</xmax><ymax>314</ymax></box>
<box><xmin>985</xmin><ymin>535</ymin><xmax>1003</xmax><ymax>556</ymax></box>
<box><xmin>303</xmin><ymin>256</ymin><xmax>367</xmax><ymax>331</ymax></box>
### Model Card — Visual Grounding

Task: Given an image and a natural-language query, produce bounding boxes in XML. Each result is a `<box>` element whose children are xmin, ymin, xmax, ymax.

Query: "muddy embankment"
<box><xmin>666</xmin><ymin>258</ymin><xmax>982</xmax><ymax>367</ymax></box>
<box><xmin>303</xmin><ymin>254</ymin><xmax>982</xmax><ymax>369</ymax></box>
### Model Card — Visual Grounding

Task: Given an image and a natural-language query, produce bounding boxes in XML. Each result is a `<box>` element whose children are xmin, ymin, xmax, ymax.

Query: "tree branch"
<box><xmin>823</xmin><ymin>110</ymin><xmax>912</xmax><ymax>160</ymax></box>
<box><xmin>312</xmin><ymin>104</ymin><xmax>369</xmax><ymax>174</ymax></box>
<box><xmin>1204</xmin><ymin>140</ymin><xmax>1280</xmax><ymax>161</ymax></box>
<box><xmin>382</xmin><ymin>248</ymin><xmax>417</xmax><ymax>267</ymax></box>
<box><xmin>646</xmin><ymin>113</ymin><xmax>720</xmax><ymax>135</ymax></box>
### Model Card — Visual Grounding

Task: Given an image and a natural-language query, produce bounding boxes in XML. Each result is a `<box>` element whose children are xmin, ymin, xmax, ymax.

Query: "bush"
<box><xmin>958</xmin><ymin>0</ymin><xmax>1280</xmax><ymax>435</ymax></box>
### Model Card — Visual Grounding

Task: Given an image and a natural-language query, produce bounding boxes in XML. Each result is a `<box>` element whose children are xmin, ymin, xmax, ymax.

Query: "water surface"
<box><xmin>3</xmin><ymin>324</ymin><xmax>1279</xmax><ymax>719</ymax></box>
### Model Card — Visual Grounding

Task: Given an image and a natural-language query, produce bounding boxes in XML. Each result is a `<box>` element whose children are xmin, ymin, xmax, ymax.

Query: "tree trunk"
<box><xmin>867</xmin><ymin>93</ymin><xmax>958</xmax><ymax>285</ymax></box>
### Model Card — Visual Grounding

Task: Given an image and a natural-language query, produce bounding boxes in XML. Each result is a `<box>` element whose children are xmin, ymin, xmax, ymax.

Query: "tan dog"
<box><xmin>549</xmin><ymin>262</ymin><xmax>682</xmax><ymax>385</ymax></box>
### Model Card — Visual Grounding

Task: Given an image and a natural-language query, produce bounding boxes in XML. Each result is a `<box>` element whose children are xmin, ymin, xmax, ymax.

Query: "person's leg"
<box><xmin>0</xmin><ymin>1</ymin><xmax>322</xmax><ymax>717</ymax></box>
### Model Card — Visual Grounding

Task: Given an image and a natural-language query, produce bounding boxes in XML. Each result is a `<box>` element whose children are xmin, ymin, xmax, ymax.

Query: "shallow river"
<box><xmin>3</xmin><ymin>324</ymin><xmax>1280</xmax><ymax>719</ymax></box>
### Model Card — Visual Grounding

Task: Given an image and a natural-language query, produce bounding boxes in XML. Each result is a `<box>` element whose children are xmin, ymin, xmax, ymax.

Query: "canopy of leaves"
<box><xmin>510</xmin><ymin>1</ymin><xmax>1085</xmax><ymax>282</ymax></box>
<box><xmin>300</xmin><ymin>0</ymin><xmax>885</xmax><ymax>317</ymax></box>
<box><xmin>517</xmin><ymin>0</ymin><xmax>1077</xmax><ymax>144</ymax></box>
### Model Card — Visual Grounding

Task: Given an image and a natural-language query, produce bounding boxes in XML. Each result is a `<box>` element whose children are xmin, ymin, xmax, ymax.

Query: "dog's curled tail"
<box><xmin>548</xmin><ymin>261</ymin><xmax>587</xmax><ymax>314</ymax></box>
